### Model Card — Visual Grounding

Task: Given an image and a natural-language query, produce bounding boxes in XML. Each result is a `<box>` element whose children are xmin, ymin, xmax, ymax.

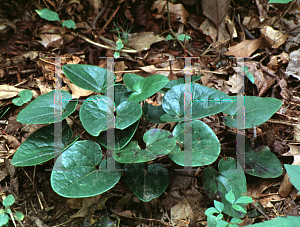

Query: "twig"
<box><xmin>70</xmin><ymin>31</ymin><xmax>139</xmax><ymax>53</ymax></box>
<box><xmin>21</xmin><ymin>168</ymin><xmax>43</xmax><ymax>210</ymax></box>
<box><xmin>92</xmin><ymin>0</ymin><xmax>108</xmax><ymax>30</ymax></box>
<box><xmin>9</xmin><ymin>211</ymin><xmax>17</xmax><ymax>227</ymax></box>
<box><xmin>251</xmin><ymin>202</ymin><xmax>270</xmax><ymax>220</ymax></box>
<box><xmin>166</xmin><ymin>0</ymin><xmax>193</xmax><ymax>56</ymax></box>
<box><xmin>98</xmin><ymin>4</ymin><xmax>120</xmax><ymax>36</ymax></box>
<box><xmin>110</xmin><ymin>208</ymin><xmax>171</xmax><ymax>226</ymax></box>
<box><xmin>12</xmin><ymin>212</ymin><xmax>25</xmax><ymax>227</ymax></box>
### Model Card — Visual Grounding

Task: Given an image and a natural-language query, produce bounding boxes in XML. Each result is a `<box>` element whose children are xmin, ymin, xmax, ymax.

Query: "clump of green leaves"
<box><xmin>111</xmin><ymin>21</ymin><xmax>134</xmax><ymax>58</ymax></box>
<box><xmin>0</xmin><ymin>195</ymin><xmax>24</xmax><ymax>227</ymax></box>
<box><xmin>205</xmin><ymin>190</ymin><xmax>253</xmax><ymax>227</ymax></box>
<box><xmin>36</xmin><ymin>8</ymin><xmax>76</xmax><ymax>29</ymax></box>
<box><xmin>165</xmin><ymin>34</ymin><xmax>191</xmax><ymax>42</ymax></box>
<box><xmin>12</xmin><ymin>90</ymin><xmax>33</xmax><ymax>106</ymax></box>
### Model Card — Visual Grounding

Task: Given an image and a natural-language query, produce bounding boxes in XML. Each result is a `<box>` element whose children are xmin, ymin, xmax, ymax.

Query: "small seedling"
<box><xmin>205</xmin><ymin>190</ymin><xmax>253</xmax><ymax>227</ymax></box>
<box><xmin>0</xmin><ymin>195</ymin><xmax>24</xmax><ymax>227</ymax></box>
<box><xmin>111</xmin><ymin>21</ymin><xmax>134</xmax><ymax>58</ymax></box>
<box><xmin>12</xmin><ymin>90</ymin><xmax>33</xmax><ymax>107</ymax></box>
<box><xmin>36</xmin><ymin>8</ymin><xmax>76</xmax><ymax>29</ymax></box>
<box><xmin>165</xmin><ymin>34</ymin><xmax>191</xmax><ymax>42</ymax></box>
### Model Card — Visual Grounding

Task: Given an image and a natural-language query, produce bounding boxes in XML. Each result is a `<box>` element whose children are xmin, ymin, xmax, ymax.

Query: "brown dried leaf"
<box><xmin>224</xmin><ymin>39</ymin><xmax>264</xmax><ymax>57</ymax></box>
<box><xmin>38</xmin><ymin>34</ymin><xmax>63</xmax><ymax>49</ymax></box>
<box><xmin>151</xmin><ymin>0</ymin><xmax>189</xmax><ymax>25</ymax></box>
<box><xmin>261</xmin><ymin>26</ymin><xmax>288</xmax><ymax>49</ymax></box>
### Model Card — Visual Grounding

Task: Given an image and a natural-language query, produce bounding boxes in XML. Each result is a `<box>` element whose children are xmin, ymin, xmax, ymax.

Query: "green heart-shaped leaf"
<box><xmin>124</xmin><ymin>163</ymin><xmax>169</xmax><ymax>202</ymax></box>
<box><xmin>161</xmin><ymin>84</ymin><xmax>231</xmax><ymax>122</ymax></box>
<box><xmin>115</xmin><ymin>101</ymin><xmax>142</xmax><ymax>130</ymax></box>
<box><xmin>79</xmin><ymin>95</ymin><xmax>114</xmax><ymax>136</ymax></box>
<box><xmin>128</xmin><ymin>75</ymin><xmax>169</xmax><ymax>102</ymax></box>
<box><xmin>17</xmin><ymin>90</ymin><xmax>77</xmax><ymax>124</ymax></box>
<box><xmin>115</xmin><ymin>129</ymin><xmax>176</xmax><ymax>163</ymax></box>
<box><xmin>62</xmin><ymin>64</ymin><xmax>111</xmax><ymax>93</ymax></box>
<box><xmin>51</xmin><ymin>140</ymin><xmax>122</xmax><ymax>198</ymax></box>
<box><xmin>12</xmin><ymin>121</ymin><xmax>73</xmax><ymax>166</ymax></box>
<box><xmin>12</xmin><ymin>90</ymin><xmax>33</xmax><ymax>106</ymax></box>
<box><xmin>123</xmin><ymin>73</ymin><xmax>144</xmax><ymax>91</ymax></box>
<box><xmin>168</xmin><ymin>120</ymin><xmax>220</xmax><ymax>167</ymax></box>
<box><xmin>95</xmin><ymin>121</ymin><xmax>139</xmax><ymax>150</ymax></box>
<box><xmin>223</xmin><ymin>96</ymin><xmax>282</xmax><ymax>129</ymax></box>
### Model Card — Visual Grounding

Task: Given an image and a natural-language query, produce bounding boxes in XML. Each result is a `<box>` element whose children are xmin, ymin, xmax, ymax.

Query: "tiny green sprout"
<box><xmin>111</xmin><ymin>20</ymin><xmax>134</xmax><ymax>59</ymax></box>
<box><xmin>0</xmin><ymin>103</ymin><xmax>9</xmax><ymax>119</ymax></box>
<box><xmin>12</xmin><ymin>89</ymin><xmax>33</xmax><ymax>106</ymax></box>
<box><xmin>241</xmin><ymin>66</ymin><xmax>255</xmax><ymax>84</ymax></box>
<box><xmin>205</xmin><ymin>190</ymin><xmax>253</xmax><ymax>227</ymax></box>
<box><xmin>0</xmin><ymin>195</ymin><xmax>24</xmax><ymax>227</ymax></box>
<box><xmin>36</xmin><ymin>8</ymin><xmax>76</xmax><ymax>29</ymax></box>
<box><xmin>165</xmin><ymin>34</ymin><xmax>191</xmax><ymax>42</ymax></box>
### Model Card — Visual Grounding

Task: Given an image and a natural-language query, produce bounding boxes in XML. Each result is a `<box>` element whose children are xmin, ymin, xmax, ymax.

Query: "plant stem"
<box><xmin>166</xmin><ymin>0</ymin><xmax>193</xmax><ymax>56</ymax></box>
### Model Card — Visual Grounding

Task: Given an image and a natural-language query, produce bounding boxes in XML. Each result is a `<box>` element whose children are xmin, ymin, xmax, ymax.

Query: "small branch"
<box><xmin>98</xmin><ymin>4</ymin><xmax>120</xmax><ymax>36</ymax></box>
<box><xmin>92</xmin><ymin>0</ymin><xmax>108</xmax><ymax>30</ymax></box>
<box><xmin>70</xmin><ymin>31</ymin><xmax>139</xmax><ymax>53</ymax></box>
<box><xmin>251</xmin><ymin>202</ymin><xmax>270</xmax><ymax>220</ymax></box>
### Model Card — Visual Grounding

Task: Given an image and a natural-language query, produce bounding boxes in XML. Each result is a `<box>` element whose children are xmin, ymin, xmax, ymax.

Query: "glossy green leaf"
<box><xmin>51</xmin><ymin>140</ymin><xmax>122</xmax><ymax>198</ymax></box>
<box><xmin>245</xmin><ymin>143</ymin><xmax>283</xmax><ymax>178</ymax></box>
<box><xmin>115</xmin><ymin>129</ymin><xmax>176</xmax><ymax>163</ymax></box>
<box><xmin>249</xmin><ymin>216</ymin><xmax>300</xmax><ymax>226</ymax></box>
<box><xmin>115</xmin><ymin>101</ymin><xmax>142</xmax><ymax>130</ymax></box>
<box><xmin>143</xmin><ymin>102</ymin><xmax>166</xmax><ymax>124</ymax></box>
<box><xmin>123</xmin><ymin>73</ymin><xmax>144</xmax><ymax>91</ymax></box>
<box><xmin>268</xmin><ymin>0</ymin><xmax>293</xmax><ymax>3</ymax></box>
<box><xmin>62</xmin><ymin>64</ymin><xmax>111</xmax><ymax>93</ymax></box>
<box><xmin>12</xmin><ymin>121</ymin><xmax>73</xmax><ymax>166</ymax></box>
<box><xmin>113</xmin><ymin>84</ymin><xmax>133</xmax><ymax>107</ymax></box>
<box><xmin>284</xmin><ymin>164</ymin><xmax>300</xmax><ymax>192</ymax></box>
<box><xmin>95</xmin><ymin>121</ymin><xmax>139</xmax><ymax>150</ymax></box>
<box><xmin>36</xmin><ymin>9</ymin><xmax>61</xmax><ymax>22</ymax></box>
<box><xmin>214</xmin><ymin>201</ymin><xmax>224</xmax><ymax>213</ymax></box>
<box><xmin>207</xmin><ymin>214</ymin><xmax>218</xmax><ymax>227</ymax></box>
<box><xmin>235</xmin><ymin>196</ymin><xmax>253</xmax><ymax>204</ymax></box>
<box><xmin>12</xmin><ymin>90</ymin><xmax>33</xmax><ymax>106</ymax></box>
<box><xmin>217</xmin><ymin>220</ymin><xmax>229</xmax><ymax>227</ymax></box>
<box><xmin>203</xmin><ymin>158</ymin><xmax>247</xmax><ymax>218</ymax></box>
<box><xmin>62</xmin><ymin>20</ymin><xmax>76</xmax><ymax>29</ymax></box>
<box><xmin>205</xmin><ymin>207</ymin><xmax>220</xmax><ymax>216</ymax></box>
<box><xmin>232</xmin><ymin>204</ymin><xmax>247</xmax><ymax>213</ymax></box>
<box><xmin>222</xmin><ymin>96</ymin><xmax>238</xmax><ymax>116</ymax></box>
<box><xmin>3</xmin><ymin>195</ymin><xmax>15</xmax><ymax>207</ymax></box>
<box><xmin>161</xmin><ymin>84</ymin><xmax>231</xmax><ymax>122</ymax></box>
<box><xmin>225</xmin><ymin>190</ymin><xmax>235</xmax><ymax>204</ymax></box>
<box><xmin>160</xmin><ymin>76</ymin><xmax>201</xmax><ymax>93</ymax></box>
<box><xmin>0</xmin><ymin>213</ymin><xmax>9</xmax><ymax>226</ymax></box>
<box><xmin>17</xmin><ymin>90</ymin><xmax>77</xmax><ymax>124</ymax></box>
<box><xmin>164</xmin><ymin>34</ymin><xmax>174</xmax><ymax>41</ymax></box>
<box><xmin>168</xmin><ymin>120</ymin><xmax>220</xmax><ymax>166</ymax></box>
<box><xmin>223</xmin><ymin>96</ymin><xmax>282</xmax><ymax>129</ymax></box>
<box><xmin>230</xmin><ymin>218</ymin><xmax>243</xmax><ymax>224</ymax></box>
<box><xmin>124</xmin><ymin>163</ymin><xmax>169</xmax><ymax>202</ymax></box>
<box><xmin>116</xmin><ymin>39</ymin><xmax>124</xmax><ymax>50</ymax></box>
<box><xmin>14</xmin><ymin>212</ymin><xmax>24</xmax><ymax>221</ymax></box>
<box><xmin>79</xmin><ymin>95</ymin><xmax>114</xmax><ymax>136</ymax></box>
<box><xmin>128</xmin><ymin>74</ymin><xmax>169</xmax><ymax>102</ymax></box>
